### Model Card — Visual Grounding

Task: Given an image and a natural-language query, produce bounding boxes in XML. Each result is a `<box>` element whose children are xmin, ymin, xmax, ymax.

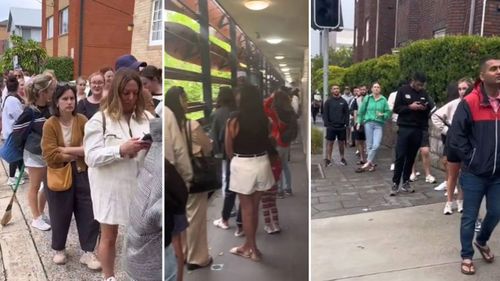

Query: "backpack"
<box><xmin>280</xmin><ymin>112</ymin><xmax>298</xmax><ymax>144</ymax></box>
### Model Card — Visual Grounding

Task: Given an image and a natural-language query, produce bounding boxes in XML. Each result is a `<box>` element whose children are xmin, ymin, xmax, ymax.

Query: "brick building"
<box><xmin>0</xmin><ymin>20</ymin><xmax>8</xmax><ymax>55</ymax></box>
<box><xmin>354</xmin><ymin>0</ymin><xmax>500</xmax><ymax>62</ymax></box>
<box><xmin>130</xmin><ymin>0</ymin><xmax>162</xmax><ymax>68</ymax></box>
<box><xmin>41</xmin><ymin>0</ymin><xmax>134</xmax><ymax>79</ymax></box>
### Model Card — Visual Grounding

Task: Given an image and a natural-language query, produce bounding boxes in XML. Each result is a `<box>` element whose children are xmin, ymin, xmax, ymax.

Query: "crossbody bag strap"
<box><xmin>183</xmin><ymin>120</ymin><xmax>194</xmax><ymax>159</ymax></box>
<box><xmin>101</xmin><ymin>111</ymin><xmax>106</xmax><ymax>136</ymax></box>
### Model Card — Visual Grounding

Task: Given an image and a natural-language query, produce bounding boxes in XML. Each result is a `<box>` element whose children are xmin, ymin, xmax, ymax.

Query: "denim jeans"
<box><xmin>164</xmin><ymin>245</ymin><xmax>176</xmax><ymax>281</ymax></box>
<box><xmin>277</xmin><ymin>145</ymin><xmax>292</xmax><ymax>193</ymax></box>
<box><xmin>459</xmin><ymin>172</ymin><xmax>500</xmax><ymax>259</ymax></box>
<box><xmin>221</xmin><ymin>159</ymin><xmax>242</xmax><ymax>226</ymax></box>
<box><xmin>364</xmin><ymin>121</ymin><xmax>384</xmax><ymax>163</ymax></box>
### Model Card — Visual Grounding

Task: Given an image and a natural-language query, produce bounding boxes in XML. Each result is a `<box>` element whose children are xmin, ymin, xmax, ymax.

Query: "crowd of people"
<box><xmin>319</xmin><ymin>57</ymin><xmax>500</xmax><ymax>275</ymax></box>
<box><xmin>0</xmin><ymin>54</ymin><xmax>163</xmax><ymax>281</ymax></box>
<box><xmin>165</xmin><ymin>79</ymin><xmax>301</xmax><ymax>280</ymax></box>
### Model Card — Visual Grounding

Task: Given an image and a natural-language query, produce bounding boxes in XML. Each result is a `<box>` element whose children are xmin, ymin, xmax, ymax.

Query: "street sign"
<box><xmin>312</xmin><ymin>0</ymin><xmax>341</xmax><ymax>30</ymax></box>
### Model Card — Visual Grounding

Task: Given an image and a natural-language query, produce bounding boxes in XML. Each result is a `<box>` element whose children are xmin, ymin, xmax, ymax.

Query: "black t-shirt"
<box><xmin>231</xmin><ymin>112</ymin><xmax>271</xmax><ymax>155</ymax></box>
<box><xmin>393</xmin><ymin>84</ymin><xmax>435</xmax><ymax>129</ymax></box>
<box><xmin>77</xmin><ymin>98</ymin><xmax>100</xmax><ymax>120</ymax></box>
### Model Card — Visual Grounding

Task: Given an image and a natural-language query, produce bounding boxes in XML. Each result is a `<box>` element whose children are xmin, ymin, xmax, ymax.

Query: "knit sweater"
<box><xmin>41</xmin><ymin>114</ymin><xmax>88</xmax><ymax>172</ymax></box>
<box><xmin>124</xmin><ymin>118</ymin><xmax>162</xmax><ymax>281</ymax></box>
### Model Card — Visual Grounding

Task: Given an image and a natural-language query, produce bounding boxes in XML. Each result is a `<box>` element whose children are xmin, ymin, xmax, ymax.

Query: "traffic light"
<box><xmin>312</xmin><ymin>0</ymin><xmax>340</xmax><ymax>30</ymax></box>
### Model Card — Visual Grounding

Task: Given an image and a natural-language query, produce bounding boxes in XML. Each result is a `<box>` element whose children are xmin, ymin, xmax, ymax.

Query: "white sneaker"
<box><xmin>213</xmin><ymin>218</ymin><xmax>229</xmax><ymax>230</ymax></box>
<box><xmin>105</xmin><ymin>277</ymin><xmax>117</xmax><ymax>281</ymax></box>
<box><xmin>272</xmin><ymin>223</ymin><xmax>281</xmax><ymax>234</ymax></box>
<box><xmin>456</xmin><ymin>200</ymin><xmax>464</xmax><ymax>213</ymax></box>
<box><xmin>7</xmin><ymin>177</ymin><xmax>24</xmax><ymax>186</ymax></box>
<box><xmin>415</xmin><ymin>171</ymin><xmax>421</xmax><ymax>176</ymax></box>
<box><xmin>410</xmin><ymin>173</ymin><xmax>418</xmax><ymax>182</ymax></box>
<box><xmin>53</xmin><ymin>250</ymin><xmax>67</xmax><ymax>264</ymax></box>
<box><xmin>425</xmin><ymin>175</ymin><xmax>436</xmax><ymax>183</ymax></box>
<box><xmin>31</xmin><ymin>216</ymin><xmax>51</xmax><ymax>231</ymax></box>
<box><xmin>434</xmin><ymin>181</ymin><xmax>447</xmax><ymax>191</ymax></box>
<box><xmin>264</xmin><ymin>225</ymin><xmax>274</xmax><ymax>234</ymax></box>
<box><xmin>80</xmin><ymin>252</ymin><xmax>101</xmax><ymax>270</ymax></box>
<box><xmin>42</xmin><ymin>213</ymin><xmax>51</xmax><ymax>225</ymax></box>
<box><xmin>390</xmin><ymin>163</ymin><xmax>395</xmax><ymax>171</ymax></box>
<box><xmin>443</xmin><ymin>201</ymin><xmax>453</xmax><ymax>215</ymax></box>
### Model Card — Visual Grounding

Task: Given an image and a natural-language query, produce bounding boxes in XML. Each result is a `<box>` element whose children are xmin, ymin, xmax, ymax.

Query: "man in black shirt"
<box><xmin>391</xmin><ymin>72</ymin><xmax>435</xmax><ymax>195</ymax></box>
<box><xmin>323</xmin><ymin>85</ymin><xmax>349</xmax><ymax>166</ymax></box>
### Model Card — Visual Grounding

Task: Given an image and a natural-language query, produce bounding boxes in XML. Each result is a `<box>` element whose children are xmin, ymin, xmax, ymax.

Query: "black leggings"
<box><xmin>9</xmin><ymin>160</ymin><xmax>23</xmax><ymax>178</ymax></box>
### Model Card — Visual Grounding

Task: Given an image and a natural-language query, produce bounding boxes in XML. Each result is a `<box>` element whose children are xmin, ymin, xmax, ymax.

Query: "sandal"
<box><xmin>229</xmin><ymin>247</ymin><xmax>251</xmax><ymax>259</ymax></box>
<box><xmin>461</xmin><ymin>259</ymin><xmax>475</xmax><ymax>275</ymax></box>
<box><xmin>355</xmin><ymin>167</ymin><xmax>366</xmax><ymax>173</ymax></box>
<box><xmin>186</xmin><ymin>256</ymin><xmax>213</xmax><ymax>271</ymax></box>
<box><xmin>250</xmin><ymin>250</ymin><xmax>262</xmax><ymax>262</ymax></box>
<box><xmin>474</xmin><ymin>242</ymin><xmax>495</xmax><ymax>263</ymax></box>
<box><xmin>368</xmin><ymin>165</ymin><xmax>376</xmax><ymax>172</ymax></box>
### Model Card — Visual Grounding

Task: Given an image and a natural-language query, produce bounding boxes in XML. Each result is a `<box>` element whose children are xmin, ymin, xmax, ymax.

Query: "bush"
<box><xmin>312</xmin><ymin>65</ymin><xmax>347</xmax><ymax>93</ymax></box>
<box><xmin>400</xmin><ymin>36</ymin><xmax>500</xmax><ymax>103</ymax></box>
<box><xmin>44</xmin><ymin>57</ymin><xmax>73</xmax><ymax>82</ymax></box>
<box><xmin>342</xmin><ymin>54</ymin><xmax>400</xmax><ymax>97</ymax></box>
<box><xmin>311</xmin><ymin>127</ymin><xmax>323</xmax><ymax>154</ymax></box>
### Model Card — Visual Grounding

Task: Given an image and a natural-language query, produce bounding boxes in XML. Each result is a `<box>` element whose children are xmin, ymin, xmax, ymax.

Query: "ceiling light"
<box><xmin>281</xmin><ymin>67</ymin><xmax>290</xmax><ymax>72</ymax></box>
<box><xmin>275</xmin><ymin>55</ymin><xmax>285</xmax><ymax>60</ymax></box>
<box><xmin>266</xmin><ymin>38</ymin><xmax>282</xmax><ymax>44</ymax></box>
<box><xmin>244</xmin><ymin>1</ymin><xmax>270</xmax><ymax>11</ymax></box>
<box><xmin>279</xmin><ymin>63</ymin><xmax>287</xmax><ymax>67</ymax></box>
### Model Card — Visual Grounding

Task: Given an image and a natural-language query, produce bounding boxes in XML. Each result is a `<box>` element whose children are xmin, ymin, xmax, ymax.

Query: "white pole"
<box><xmin>480</xmin><ymin>0</ymin><xmax>487</xmax><ymax>36</ymax></box>
<box><xmin>468</xmin><ymin>0</ymin><xmax>476</xmax><ymax>35</ymax></box>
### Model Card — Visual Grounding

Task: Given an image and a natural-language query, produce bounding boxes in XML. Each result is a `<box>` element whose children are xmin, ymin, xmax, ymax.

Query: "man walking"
<box><xmin>450</xmin><ymin>57</ymin><xmax>500</xmax><ymax>275</ymax></box>
<box><xmin>390</xmin><ymin>72</ymin><xmax>435</xmax><ymax>196</ymax></box>
<box><xmin>342</xmin><ymin>86</ymin><xmax>354</xmax><ymax>146</ymax></box>
<box><xmin>323</xmin><ymin>85</ymin><xmax>349</xmax><ymax>166</ymax></box>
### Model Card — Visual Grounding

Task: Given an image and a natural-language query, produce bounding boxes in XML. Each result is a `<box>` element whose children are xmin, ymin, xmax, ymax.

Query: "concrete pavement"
<box><xmin>0</xmin><ymin>161</ymin><xmax>127</xmax><ymax>281</ymax></box>
<box><xmin>184</xmin><ymin>142</ymin><xmax>309</xmax><ymax>281</ymax></box>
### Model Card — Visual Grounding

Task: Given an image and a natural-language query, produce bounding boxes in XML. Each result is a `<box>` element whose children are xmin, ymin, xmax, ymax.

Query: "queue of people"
<box><xmin>0</xmin><ymin>54</ymin><xmax>163</xmax><ymax>281</ymax></box>
<box><xmin>165</xmin><ymin>81</ymin><xmax>300</xmax><ymax>280</ymax></box>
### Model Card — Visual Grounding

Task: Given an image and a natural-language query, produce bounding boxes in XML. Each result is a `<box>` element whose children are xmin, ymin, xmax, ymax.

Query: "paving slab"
<box><xmin>311</xmin><ymin>203</ymin><xmax>500</xmax><ymax>281</ymax></box>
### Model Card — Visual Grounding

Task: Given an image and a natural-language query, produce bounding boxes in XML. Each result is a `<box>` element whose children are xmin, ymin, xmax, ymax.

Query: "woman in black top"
<box><xmin>225</xmin><ymin>84</ymin><xmax>274</xmax><ymax>261</ymax></box>
<box><xmin>76</xmin><ymin>72</ymin><xmax>104</xmax><ymax>119</ymax></box>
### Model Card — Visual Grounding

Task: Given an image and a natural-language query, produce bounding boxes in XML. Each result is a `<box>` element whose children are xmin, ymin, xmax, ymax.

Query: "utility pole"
<box><xmin>322</xmin><ymin>29</ymin><xmax>329</xmax><ymax>160</ymax></box>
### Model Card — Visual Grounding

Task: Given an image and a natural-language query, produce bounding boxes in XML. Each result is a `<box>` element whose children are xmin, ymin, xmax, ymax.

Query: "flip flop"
<box><xmin>474</xmin><ymin>242</ymin><xmax>495</xmax><ymax>263</ymax></box>
<box><xmin>230</xmin><ymin>247</ymin><xmax>251</xmax><ymax>259</ymax></box>
<box><xmin>250</xmin><ymin>250</ymin><xmax>262</xmax><ymax>262</ymax></box>
<box><xmin>461</xmin><ymin>260</ymin><xmax>475</xmax><ymax>275</ymax></box>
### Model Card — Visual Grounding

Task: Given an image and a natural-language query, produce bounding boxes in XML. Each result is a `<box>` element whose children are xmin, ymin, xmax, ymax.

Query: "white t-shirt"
<box><xmin>387</xmin><ymin>91</ymin><xmax>398</xmax><ymax>123</ymax></box>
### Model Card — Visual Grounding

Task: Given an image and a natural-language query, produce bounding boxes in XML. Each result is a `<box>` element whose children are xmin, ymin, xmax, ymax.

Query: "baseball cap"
<box><xmin>115</xmin><ymin>54</ymin><xmax>147</xmax><ymax>71</ymax></box>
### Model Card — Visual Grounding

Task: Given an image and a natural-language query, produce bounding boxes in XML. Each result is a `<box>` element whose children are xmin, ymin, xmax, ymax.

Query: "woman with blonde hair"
<box><xmin>15</xmin><ymin>74</ymin><xmax>55</xmax><ymax>231</ymax></box>
<box><xmin>42</xmin><ymin>84</ymin><xmax>100</xmax><ymax>269</ymax></box>
<box><xmin>84</xmin><ymin>68</ymin><xmax>153</xmax><ymax>281</ymax></box>
<box><xmin>77</xmin><ymin>72</ymin><xmax>104</xmax><ymax>119</ymax></box>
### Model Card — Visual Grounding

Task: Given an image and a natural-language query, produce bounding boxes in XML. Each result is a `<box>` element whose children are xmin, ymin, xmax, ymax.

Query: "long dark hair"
<box><xmin>165</xmin><ymin>86</ymin><xmax>186</xmax><ymax>130</ymax></box>
<box><xmin>273</xmin><ymin>89</ymin><xmax>294</xmax><ymax>121</ymax></box>
<box><xmin>237</xmin><ymin>84</ymin><xmax>267</xmax><ymax>134</ymax></box>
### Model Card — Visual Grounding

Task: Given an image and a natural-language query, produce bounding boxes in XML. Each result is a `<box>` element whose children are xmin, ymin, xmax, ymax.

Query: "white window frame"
<box><xmin>433</xmin><ymin>28</ymin><xmax>446</xmax><ymax>38</ymax></box>
<box><xmin>47</xmin><ymin>16</ymin><xmax>53</xmax><ymax>39</ymax></box>
<box><xmin>149</xmin><ymin>0</ymin><xmax>162</xmax><ymax>46</ymax></box>
<box><xmin>59</xmin><ymin>7</ymin><xmax>69</xmax><ymax>36</ymax></box>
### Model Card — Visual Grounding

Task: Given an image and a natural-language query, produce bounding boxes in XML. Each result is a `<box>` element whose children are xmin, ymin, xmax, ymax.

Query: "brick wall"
<box><xmin>483</xmin><ymin>0</ymin><xmax>500</xmax><ymax>36</ymax></box>
<box><xmin>377</xmin><ymin>0</ymin><xmax>397</xmax><ymax>56</ymax></box>
<box><xmin>131</xmin><ymin>0</ymin><xmax>162</xmax><ymax>68</ymax></box>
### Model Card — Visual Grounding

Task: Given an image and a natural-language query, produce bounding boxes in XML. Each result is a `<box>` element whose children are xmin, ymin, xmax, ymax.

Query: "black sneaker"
<box><xmin>390</xmin><ymin>183</ymin><xmax>398</xmax><ymax>196</ymax></box>
<box><xmin>324</xmin><ymin>159</ymin><xmax>332</xmax><ymax>167</ymax></box>
<box><xmin>340</xmin><ymin>158</ymin><xmax>347</xmax><ymax>166</ymax></box>
<box><xmin>400</xmin><ymin>181</ymin><xmax>415</xmax><ymax>193</ymax></box>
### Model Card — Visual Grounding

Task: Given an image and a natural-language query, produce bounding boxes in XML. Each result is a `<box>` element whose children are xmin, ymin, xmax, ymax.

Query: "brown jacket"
<box><xmin>42</xmin><ymin>113</ymin><xmax>88</xmax><ymax>172</ymax></box>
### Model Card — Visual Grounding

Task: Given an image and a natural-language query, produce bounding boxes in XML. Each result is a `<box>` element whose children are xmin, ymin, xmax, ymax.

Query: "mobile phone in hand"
<box><xmin>140</xmin><ymin>133</ymin><xmax>153</xmax><ymax>142</ymax></box>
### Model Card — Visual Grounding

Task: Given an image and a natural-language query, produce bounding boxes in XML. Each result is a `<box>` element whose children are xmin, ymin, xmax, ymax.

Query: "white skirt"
<box><xmin>229</xmin><ymin>154</ymin><xmax>275</xmax><ymax>195</ymax></box>
<box><xmin>23</xmin><ymin>149</ymin><xmax>46</xmax><ymax>168</ymax></box>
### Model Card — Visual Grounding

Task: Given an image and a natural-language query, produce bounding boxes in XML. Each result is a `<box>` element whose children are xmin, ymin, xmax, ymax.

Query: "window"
<box><xmin>59</xmin><ymin>7</ymin><xmax>69</xmax><ymax>35</ymax></box>
<box><xmin>365</xmin><ymin>18</ymin><xmax>369</xmax><ymax>42</ymax></box>
<box><xmin>47</xmin><ymin>16</ymin><xmax>53</xmax><ymax>39</ymax></box>
<box><xmin>150</xmin><ymin>0</ymin><xmax>162</xmax><ymax>45</ymax></box>
<box><xmin>433</xmin><ymin>28</ymin><xmax>446</xmax><ymax>38</ymax></box>
<box><xmin>354</xmin><ymin>27</ymin><xmax>357</xmax><ymax>47</ymax></box>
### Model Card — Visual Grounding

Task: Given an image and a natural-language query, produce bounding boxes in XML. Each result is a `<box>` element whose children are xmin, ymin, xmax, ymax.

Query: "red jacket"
<box><xmin>264</xmin><ymin>96</ymin><xmax>289</xmax><ymax>148</ymax></box>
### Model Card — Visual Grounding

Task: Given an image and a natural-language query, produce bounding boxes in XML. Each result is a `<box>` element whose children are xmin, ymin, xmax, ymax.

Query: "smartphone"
<box><xmin>140</xmin><ymin>133</ymin><xmax>153</xmax><ymax>142</ymax></box>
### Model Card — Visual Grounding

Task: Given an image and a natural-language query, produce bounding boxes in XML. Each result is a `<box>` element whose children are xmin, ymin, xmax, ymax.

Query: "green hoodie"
<box><xmin>357</xmin><ymin>94</ymin><xmax>391</xmax><ymax>125</ymax></box>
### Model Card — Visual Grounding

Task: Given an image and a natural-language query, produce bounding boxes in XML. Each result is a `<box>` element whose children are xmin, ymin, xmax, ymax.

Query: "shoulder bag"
<box><xmin>184</xmin><ymin>121</ymin><xmax>220</xmax><ymax>194</ymax></box>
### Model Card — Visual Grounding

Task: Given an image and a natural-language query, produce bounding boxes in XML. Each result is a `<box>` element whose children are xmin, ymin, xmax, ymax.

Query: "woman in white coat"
<box><xmin>83</xmin><ymin>68</ymin><xmax>153</xmax><ymax>281</ymax></box>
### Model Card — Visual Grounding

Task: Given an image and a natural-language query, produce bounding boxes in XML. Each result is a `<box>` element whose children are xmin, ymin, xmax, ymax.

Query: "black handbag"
<box><xmin>184</xmin><ymin>121</ymin><xmax>221</xmax><ymax>194</ymax></box>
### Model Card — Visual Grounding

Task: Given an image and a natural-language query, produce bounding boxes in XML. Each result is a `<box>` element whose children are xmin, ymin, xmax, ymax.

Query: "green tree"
<box><xmin>311</xmin><ymin>47</ymin><xmax>353</xmax><ymax>74</ymax></box>
<box><xmin>0</xmin><ymin>35</ymin><xmax>48</xmax><ymax>74</ymax></box>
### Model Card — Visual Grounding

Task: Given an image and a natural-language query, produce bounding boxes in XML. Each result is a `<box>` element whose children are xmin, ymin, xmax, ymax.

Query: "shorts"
<box><xmin>441</xmin><ymin>134</ymin><xmax>461</xmax><ymax>163</ymax></box>
<box><xmin>420</xmin><ymin>130</ymin><xmax>430</xmax><ymax>147</ymax></box>
<box><xmin>229</xmin><ymin>154</ymin><xmax>275</xmax><ymax>195</ymax></box>
<box><xmin>23</xmin><ymin>150</ymin><xmax>46</xmax><ymax>168</ymax></box>
<box><xmin>326</xmin><ymin>128</ymin><xmax>346</xmax><ymax>141</ymax></box>
<box><xmin>172</xmin><ymin>214</ymin><xmax>188</xmax><ymax>236</ymax></box>
<box><xmin>354</xmin><ymin>127</ymin><xmax>366</xmax><ymax>141</ymax></box>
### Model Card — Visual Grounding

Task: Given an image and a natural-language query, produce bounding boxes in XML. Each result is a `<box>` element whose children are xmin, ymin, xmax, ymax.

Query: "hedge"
<box><xmin>399</xmin><ymin>36</ymin><xmax>500</xmax><ymax>103</ymax></box>
<box><xmin>44</xmin><ymin>57</ymin><xmax>73</xmax><ymax>82</ymax></box>
<box><xmin>342</xmin><ymin>54</ymin><xmax>399</xmax><ymax>97</ymax></box>
<box><xmin>341</xmin><ymin>36</ymin><xmax>500</xmax><ymax>103</ymax></box>
<box><xmin>312</xmin><ymin>65</ymin><xmax>347</xmax><ymax>93</ymax></box>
